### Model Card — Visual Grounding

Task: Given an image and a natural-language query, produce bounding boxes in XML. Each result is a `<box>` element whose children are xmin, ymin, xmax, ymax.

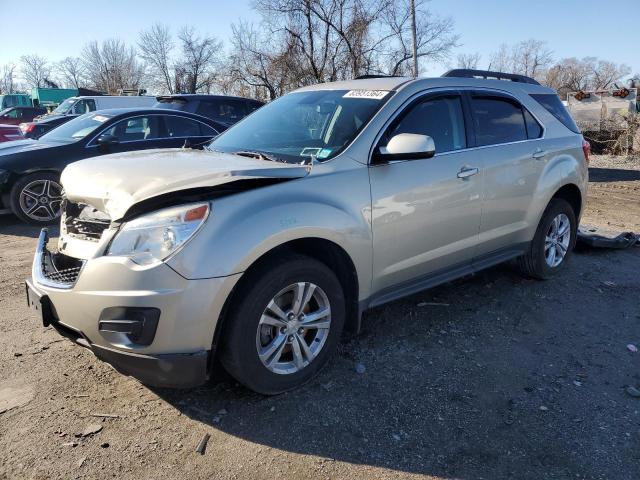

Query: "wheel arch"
<box><xmin>211</xmin><ymin>237</ymin><xmax>361</xmax><ymax>362</ymax></box>
<box><xmin>550</xmin><ymin>183</ymin><xmax>583</xmax><ymax>220</ymax></box>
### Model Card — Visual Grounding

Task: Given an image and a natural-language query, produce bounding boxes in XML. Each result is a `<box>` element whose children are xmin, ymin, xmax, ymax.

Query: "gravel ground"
<box><xmin>0</xmin><ymin>155</ymin><xmax>639</xmax><ymax>480</ymax></box>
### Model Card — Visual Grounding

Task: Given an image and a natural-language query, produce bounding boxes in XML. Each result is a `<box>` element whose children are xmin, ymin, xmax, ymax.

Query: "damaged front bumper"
<box><xmin>26</xmin><ymin>228</ymin><xmax>240</xmax><ymax>388</ymax></box>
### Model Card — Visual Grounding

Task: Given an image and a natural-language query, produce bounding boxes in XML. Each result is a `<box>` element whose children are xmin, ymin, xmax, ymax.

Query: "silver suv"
<box><xmin>26</xmin><ymin>70</ymin><xmax>589</xmax><ymax>394</ymax></box>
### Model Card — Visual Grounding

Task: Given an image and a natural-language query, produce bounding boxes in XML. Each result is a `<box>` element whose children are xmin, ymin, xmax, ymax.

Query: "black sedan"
<box><xmin>0</xmin><ymin>108</ymin><xmax>222</xmax><ymax>224</ymax></box>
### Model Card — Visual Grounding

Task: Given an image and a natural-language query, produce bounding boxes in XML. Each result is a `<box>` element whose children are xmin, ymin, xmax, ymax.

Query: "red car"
<box><xmin>0</xmin><ymin>106</ymin><xmax>47</xmax><ymax>125</ymax></box>
<box><xmin>0</xmin><ymin>124</ymin><xmax>23</xmax><ymax>143</ymax></box>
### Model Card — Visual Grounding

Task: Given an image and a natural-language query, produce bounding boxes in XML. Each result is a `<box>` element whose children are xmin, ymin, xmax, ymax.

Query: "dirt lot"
<box><xmin>1</xmin><ymin>155</ymin><xmax>639</xmax><ymax>480</ymax></box>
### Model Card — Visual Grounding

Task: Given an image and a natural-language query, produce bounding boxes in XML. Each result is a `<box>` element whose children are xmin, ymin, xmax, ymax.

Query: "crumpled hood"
<box><xmin>61</xmin><ymin>148</ymin><xmax>309</xmax><ymax>220</ymax></box>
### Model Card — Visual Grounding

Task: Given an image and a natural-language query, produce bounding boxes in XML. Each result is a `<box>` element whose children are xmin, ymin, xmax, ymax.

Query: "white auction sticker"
<box><xmin>343</xmin><ymin>90</ymin><xmax>390</xmax><ymax>100</ymax></box>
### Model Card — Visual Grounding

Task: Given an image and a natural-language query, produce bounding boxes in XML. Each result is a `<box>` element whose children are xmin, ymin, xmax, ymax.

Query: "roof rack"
<box><xmin>442</xmin><ymin>69</ymin><xmax>540</xmax><ymax>85</ymax></box>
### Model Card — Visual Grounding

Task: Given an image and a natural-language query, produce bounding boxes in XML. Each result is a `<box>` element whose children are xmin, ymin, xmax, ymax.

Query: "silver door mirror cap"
<box><xmin>374</xmin><ymin>133</ymin><xmax>436</xmax><ymax>163</ymax></box>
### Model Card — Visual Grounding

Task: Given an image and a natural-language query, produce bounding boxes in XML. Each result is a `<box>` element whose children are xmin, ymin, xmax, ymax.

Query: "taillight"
<box><xmin>19</xmin><ymin>123</ymin><xmax>35</xmax><ymax>134</ymax></box>
<box><xmin>582</xmin><ymin>139</ymin><xmax>590</xmax><ymax>164</ymax></box>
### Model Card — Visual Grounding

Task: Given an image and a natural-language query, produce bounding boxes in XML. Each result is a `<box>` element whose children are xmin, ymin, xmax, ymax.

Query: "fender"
<box><xmin>166</xmin><ymin>162</ymin><xmax>374</xmax><ymax>301</ymax></box>
<box><xmin>525</xmin><ymin>143</ymin><xmax>588</xmax><ymax>236</ymax></box>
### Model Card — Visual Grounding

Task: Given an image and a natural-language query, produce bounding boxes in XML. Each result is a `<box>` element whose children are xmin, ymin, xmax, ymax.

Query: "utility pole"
<box><xmin>410</xmin><ymin>0</ymin><xmax>418</xmax><ymax>77</ymax></box>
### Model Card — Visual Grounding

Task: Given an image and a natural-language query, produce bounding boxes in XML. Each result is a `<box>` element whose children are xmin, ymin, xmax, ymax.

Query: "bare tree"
<box><xmin>591</xmin><ymin>60</ymin><xmax>631</xmax><ymax>90</ymax></box>
<box><xmin>488</xmin><ymin>39</ymin><xmax>552</xmax><ymax>79</ymax></box>
<box><xmin>0</xmin><ymin>63</ymin><xmax>18</xmax><ymax>94</ymax></box>
<box><xmin>176</xmin><ymin>26</ymin><xmax>223</xmax><ymax>93</ymax></box>
<box><xmin>513</xmin><ymin>39</ymin><xmax>552</xmax><ymax>78</ymax></box>
<box><xmin>138</xmin><ymin>23</ymin><xmax>175</xmax><ymax>94</ymax></box>
<box><xmin>226</xmin><ymin>21</ymin><xmax>292</xmax><ymax>100</ymax></box>
<box><xmin>229</xmin><ymin>0</ymin><xmax>458</xmax><ymax>96</ymax></box>
<box><xmin>20</xmin><ymin>54</ymin><xmax>51</xmax><ymax>89</ymax></box>
<box><xmin>380</xmin><ymin>0</ymin><xmax>459</xmax><ymax>76</ymax></box>
<box><xmin>542</xmin><ymin>57</ymin><xmax>631</xmax><ymax>98</ymax></box>
<box><xmin>56</xmin><ymin>57</ymin><xmax>87</xmax><ymax>88</ymax></box>
<box><xmin>82</xmin><ymin>39</ymin><xmax>145</xmax><ymax>94</ymax></box>
<box><xmin>456</xmin><ymin>52</ymin><xmax>481</xmax><ymax>69</ymax></box>
<box><xmin>487</xmin><ymin>44</ymin><xmax>511</xmax><ymax>72</ymax></box>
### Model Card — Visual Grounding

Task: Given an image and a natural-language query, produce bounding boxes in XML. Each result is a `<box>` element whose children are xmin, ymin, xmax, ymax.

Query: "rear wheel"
<box><xmin>10</xmin><ymin>172</ymin><xmax>63</xmax><ymax>225</ymax></box>
<box><xmin>518</xmin><ymin>198</ymin><xmax>577</xmax><ymax>279</ymax></box>
<box><xmin>220</xmin><ymin>255</ymin><xmax>345</xmax><ymax>395</ymax></box>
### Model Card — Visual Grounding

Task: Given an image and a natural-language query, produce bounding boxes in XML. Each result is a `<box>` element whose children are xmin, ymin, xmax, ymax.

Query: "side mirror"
<box><xmin>373</xmin><ymin>133</ymin><xmax>436</xmax><ymax>163</ymax></box>
<box><xmin>97</xmin><ymin>134</ymin><xmax>119</xmax><ymax>149</ymax></box>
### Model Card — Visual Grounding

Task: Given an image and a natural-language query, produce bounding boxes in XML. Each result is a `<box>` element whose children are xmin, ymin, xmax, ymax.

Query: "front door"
<box><xmin>369</xmin><ymin>92</ymin><xmax>483</xmax><ymax>294</ymax></box>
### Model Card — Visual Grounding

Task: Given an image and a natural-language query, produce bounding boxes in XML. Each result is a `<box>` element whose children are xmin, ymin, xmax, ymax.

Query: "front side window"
<box><xmin>103</xmin><ymin>115</ymin><xmax>162</xmax><ymax>142</ymax></box>
<box><xmin>52</xmin><ymin>98</ymin><xmax>76</xmax><ymax>115</ymax></box>
<box><xmin>471</xmin><ymin>96</ymin><xmax>527</xmax><ymax>146</ymax></box>
<box><xmin>384</xmin><ymin>96</ymin><xmax>467</xmax><ymax>153</ymax></box>
<box><xmin>39</xmin><ymin>112</ymin><xmax>114</xmax><ymax>143</ymax></box>
<box><xmin>210</xmin><ymin>89</ymin><xmax>391</xmax><ymax>162</ymax></box>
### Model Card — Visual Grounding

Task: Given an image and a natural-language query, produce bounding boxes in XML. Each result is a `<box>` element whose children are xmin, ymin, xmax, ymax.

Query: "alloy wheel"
<box><xmin>544</xmin><ymin>213</ymin><xmax>571</xmax><ymax>267</ymax></box>
<box><xmin>19</xmin><ymin>179</ymin><xmax>63</xmax><ymax>222</ymax></box>
<box><xmin>256</xmin><ymin>282</ymin><xmax>332</xmax><ymax>375</ymax></box>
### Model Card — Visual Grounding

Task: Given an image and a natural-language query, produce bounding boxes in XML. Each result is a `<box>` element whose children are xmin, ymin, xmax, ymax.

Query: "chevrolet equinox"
<box><xmin>26</xmin><ymin>70</ymin><xmax>589</xmax><ymax>394</ymax></box>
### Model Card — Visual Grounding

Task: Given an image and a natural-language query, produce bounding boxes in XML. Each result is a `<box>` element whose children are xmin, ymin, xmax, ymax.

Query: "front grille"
<box><xmin>63</xmin><ymin>201</ymin><xmax>111</xmax><ymax>242</ymax></box>
<box><xmin>42</xmin><ymin>264</ymin><xmax>83</xmax><ymax>284</ymax></box>
<box><xmin>40</xmin><ymin>248</ymin><xmax>85</xmax><ymax>287</ymax></box>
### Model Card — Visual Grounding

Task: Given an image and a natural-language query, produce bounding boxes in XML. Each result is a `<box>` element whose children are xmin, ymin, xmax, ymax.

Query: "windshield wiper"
<box><xmin>232</xmin><ymin>150</ymin><xmax>284</xmax><ymax>163</ymax></box>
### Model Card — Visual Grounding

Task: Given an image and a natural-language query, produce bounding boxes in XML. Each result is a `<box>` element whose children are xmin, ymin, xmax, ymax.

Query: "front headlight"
<box><xmin>106</xmin><ymin>203</ymin><xmax>210</xmax><ymax>266</ymax></box>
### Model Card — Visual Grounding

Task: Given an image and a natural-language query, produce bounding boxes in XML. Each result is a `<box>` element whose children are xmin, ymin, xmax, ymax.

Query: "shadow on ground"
<box><xmin>0</xmin><ymin>215</ymin><xmax>58</xmax><ymax>238</ymax></box>
<box><xmin>154</xmin><ymin>249</ymin><xmax>640</xmax><ymax>479</ymax></box>
<box><xmin>588</xmin><ymin>167</ymin><xmax>640</xmax><ymax>183</ymax></box>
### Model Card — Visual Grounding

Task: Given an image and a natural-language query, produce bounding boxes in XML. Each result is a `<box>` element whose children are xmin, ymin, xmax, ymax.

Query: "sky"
<box><xmin>0</xmin><ymin>0</ymin><xmax>637</xmax><ymax>78</ymax></box>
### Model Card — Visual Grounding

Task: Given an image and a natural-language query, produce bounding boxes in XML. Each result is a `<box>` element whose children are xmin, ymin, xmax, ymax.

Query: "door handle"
<box><xmin>457</xmin><ymin>166</ymin><xmax>479</xmax><ymax>179</ymax></box>
<box><xmin>532</xmin><ymin>150</ymin><xmax>547</xmax><ymax>159</ymax></box>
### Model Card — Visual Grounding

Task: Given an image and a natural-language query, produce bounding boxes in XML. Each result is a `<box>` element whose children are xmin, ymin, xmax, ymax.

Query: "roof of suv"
<box><xmin>296</xmin><ymin>75</ymin><xmax>555</xmax><ymax>95</ymax></box>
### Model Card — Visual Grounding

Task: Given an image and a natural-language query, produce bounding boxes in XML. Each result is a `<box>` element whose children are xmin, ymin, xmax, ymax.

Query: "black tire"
<box><xmin>220</xmin><ymin>254</ymin><xmax>346</xmax><ymax>395</ymax></box>
<box><xmin>518</xmin><ymin>198</ymin><xmax>577</xmax><ymax>280</ymax></box>
<box><xmin>9</xmin><ymin>172</ymin><xmax>63</xmax><ymax>225</ymax></box>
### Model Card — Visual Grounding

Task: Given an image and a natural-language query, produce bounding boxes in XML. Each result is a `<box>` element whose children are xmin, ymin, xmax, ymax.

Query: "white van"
<box><xmin>51</xmin><ymin>96</ymin><xmax>157</xmax><ymax>116</ymax></box>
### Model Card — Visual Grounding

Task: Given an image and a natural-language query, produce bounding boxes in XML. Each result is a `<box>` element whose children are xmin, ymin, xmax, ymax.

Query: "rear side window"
<box><xmin>197</xmin><ymin>99</ymin><xmax>247</xmax><ymax>123</ymax></box>
<box><xmin>386</xmin><ymin>95</ymin><xmax>467</xmax><ymax>153</ymax></box>
<box><xmin>165</xmin><ymin>116</ymin><xmax>203</xmax><ymax>137</ymax></box>
<box><xmin>471</xmin><ymin>97</ymin><xmax>527</xmax><ymax>146</ymax></box>
<box><xmin>530</xmin><ymin>94</ymin><xmax>579</xmax><ymax>133</ymax></box>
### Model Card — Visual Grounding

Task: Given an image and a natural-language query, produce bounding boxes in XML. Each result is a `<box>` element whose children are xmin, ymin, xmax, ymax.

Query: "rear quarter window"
<box><xmin>530</xmin><ymin>93</ymin><xmax>580</xmax><ymax>133</ymax></box>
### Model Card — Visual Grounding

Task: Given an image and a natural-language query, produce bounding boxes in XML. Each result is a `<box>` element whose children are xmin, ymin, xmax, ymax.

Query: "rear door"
<box><xmin>467</xmin><ymin>91</ymin><xmax>546</xmax><ymax>257</ymax></box>
<box><xmin>369</xmin><ymin>91</ymin><xmax>484</xmax><ymax>294</ymax></box>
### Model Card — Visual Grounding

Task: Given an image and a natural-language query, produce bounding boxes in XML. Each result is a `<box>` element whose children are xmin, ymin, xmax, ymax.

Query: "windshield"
<box><xmin>39</xmin><ymin>112</ymin><xmax>113</xmax><ymax>143</ymax></box>
<box><xmin>209</xmin><ymin>89</ymin><xmax>391</xmax><ymax>162</ymax></box>
<box><xmin>51</xmin><ymin>98</ymin><xmax>76</xmax><ymax>115</ymax></box>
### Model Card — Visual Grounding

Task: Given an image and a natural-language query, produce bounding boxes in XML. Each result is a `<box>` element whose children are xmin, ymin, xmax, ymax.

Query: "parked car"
<box><xmin>22</xmin><ymin>96</ymin><xmax>158</xmax><ymax>139</ymax></box>
<box><xmin>20</xmin><ymin>114</ymin><xmax>73</xmax><ymax>139</ymax></box>
<box><xmin>0</xmin><ymin>106</ymin><xmax>47</xmax><ymax>125</ymax></box>
<box><xmin>0</xmin><ymin>108</ymin><xmax>222</xmax><ymax>223</ymax></box>
<box><xmin>154</xmin><ymin>94</ymin><xmax>264</xmax><ymax>129</ymax></box>
<box><xmin>0</xmin><ymin>124</ymin><xmax>23</xmax><ymax>143</ymax></box>
<box><xmin>26</xmin><ymin>70</ymin><xmax>588</xmax><ymax>394</ymax></box>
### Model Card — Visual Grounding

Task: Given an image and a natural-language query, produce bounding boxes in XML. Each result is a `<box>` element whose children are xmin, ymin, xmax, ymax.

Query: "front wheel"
<box><xmin>518</xmin><ymin>198</ymin><xmax>577</xmax><ymax>279</ymax></box>
<box><xmin>220</xmin><ymin>255</ymin><xmax>345</xmax><ymax>395</ymax></box>
<box><xmin>9</xmin><ymin>172</ymin><xmax>63</xmax><ymax>225</ymax></box>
